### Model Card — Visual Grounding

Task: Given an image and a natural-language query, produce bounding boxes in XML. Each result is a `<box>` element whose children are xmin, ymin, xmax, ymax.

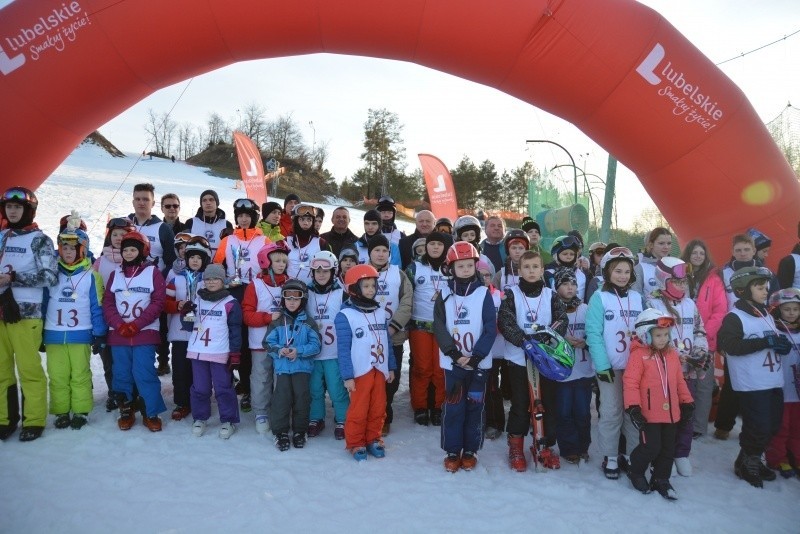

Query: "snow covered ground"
<box><xmin>1</xmin><ymin>145</ymin><xmax>797</xmax><ymax>533</ymax></box>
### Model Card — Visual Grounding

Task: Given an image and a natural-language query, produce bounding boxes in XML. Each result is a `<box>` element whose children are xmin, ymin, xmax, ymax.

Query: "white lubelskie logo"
<box><xmin>0</xmin><ymin>45</ymin><xmax>25</xmax><ymax>75</ymax></box>
<box><xmin>636</xmin><ymin>43</ymin><xmax>664</xmax><ymax>85</ymax></box>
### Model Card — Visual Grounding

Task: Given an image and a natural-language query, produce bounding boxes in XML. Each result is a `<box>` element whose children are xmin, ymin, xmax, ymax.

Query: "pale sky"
<box><xmin>3</xmin><ymin>0</ymin><xmax>798</xmax><ymax>228</ymax></box>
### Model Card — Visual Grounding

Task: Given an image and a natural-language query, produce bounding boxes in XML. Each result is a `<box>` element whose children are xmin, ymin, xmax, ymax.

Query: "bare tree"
<box><xmin>241</xmin><ymin>102</ymin><xmax>268</xmax><ymax>148</ymax></box>
<box><xmin>206</xmin><ymin>112</ymin><xmax>227</xmax><ymax>145</ymax></box>
<box><xmin>265</xmin><ymin>113</ymin><xmax>304</xmax><ymax>159</ymax></box>
<box><xmin>143</xmin><ymin>108</ymin><xmax>177</xmax><ymax>156</ymax></box>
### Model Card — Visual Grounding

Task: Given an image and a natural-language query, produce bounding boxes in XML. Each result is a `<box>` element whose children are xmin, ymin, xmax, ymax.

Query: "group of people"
<box><xmin>0</xmin><ymin>184</ymin><xmax>798</xmax><ymax>500</ymax></box>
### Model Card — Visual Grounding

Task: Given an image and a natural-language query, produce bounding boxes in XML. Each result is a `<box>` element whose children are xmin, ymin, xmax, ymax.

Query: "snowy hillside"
<box><xmin>1</xmin><ymin>145</ymin><xmax>797</xmax><ymax>533</ymax></box>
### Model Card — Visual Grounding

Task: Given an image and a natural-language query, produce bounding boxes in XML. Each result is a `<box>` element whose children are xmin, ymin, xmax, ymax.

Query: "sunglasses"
<box><xmin>310</xmin><ymin>258</ymin><xmax>335</xmax><ymax>270</ymax></box>
<box><xmin>233</xmin><ymin>199</ymin><xmax>258</xmax><ymax>210</ymax></box>
<box><xmin>163</xmin><ymin>204</ymin><xmax>180</xmax><ymax>209</ymax></box>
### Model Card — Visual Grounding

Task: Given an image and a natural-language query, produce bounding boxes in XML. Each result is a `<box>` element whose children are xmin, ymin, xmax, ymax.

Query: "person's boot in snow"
<box><xmin>307</xmin><ymin>419</ymin><xmax>324</xmax><ymax>437</ymax></box>
<box><xmin>429</xmin><ymin>408</ymin><xmax>442</xmax><ymax>426</ymax></box>
<box><xmin>292</xmin><ymin>432</ymin><xmax>307</xmax><ymax>448</ymax></box>
<box><xmin>0</xmin><ymin>423</ymin><xmax>18</xmax><ymax>441</ymax></box>
<box><xmin>54</xmin><ymin>413</ymin><xmax>71</xmax><ymax>429</ymax></box>
<box><xmin>650</xmin><ymin>479</ymin><xmax>677</xmax><ymax>500</ymax></box>
<box><xmin>603</xmin><ymin>456</ymin><xmax>620</xmax><ymax>479</ymax></box>
<box><xmin>117</xmin><ymin>398</ymin><xmax>136</xmax><ymax>431</ymax></box>
<box><xmin>70</xmin><ymin>414</ymin><xmax>88</xmax><ymax>430</ymax></box>
<box><xmin>143</xmin><ymin>416</ymin><xmax>162</xmax><ymax>432</ymax></box>
<box><xmin>444</xmin><ymin>452</ymin><xmax>461</xmax><ymax>473</ymax></box>
<box><xmin>414</xmin><ymin>409</ymin><xmax>429</xmax><ymax>426</ymax></box>
<box><xmin>275</xmin><ymin>432</ymin><xmax>291</xmax><ymax>451</ymax></box>
<box><xmin>735</xmin><ymin>454</ymin><xmax>764</xmax><ymax>488</ymax></box>
<box><xmin>507</xmin><ymin>435</ymin><xmax>527</xmax><ymax>472</ymax></box>
<box><xmin>628</xmin><ymin>471</ymin><xmax>651</xmax><ymax>493</ymax></box>
<box><xmin>674</xmin><ymin>457</ymin><xmax>693</xmax><ymax>477</ymax></box>
<box><xmin>461</xmin><ymin>451</ymin><xmax>478</xmax><ymax>471</ymax></box>
<box><xmin>19</xmin><ymin>426</ymin><xmax>44</xmax><ymax>442</ymax></box>
<box><xmin>334</xmin><ymin>422</ymin><xmax>345</xmax><ymax>440</ymax></box>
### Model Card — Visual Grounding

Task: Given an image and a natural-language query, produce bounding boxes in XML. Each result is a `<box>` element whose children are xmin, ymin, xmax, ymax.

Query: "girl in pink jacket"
<box><xmin>623</xmin><ymin>308</ymin><xmax>694</xmax><ymax>500</ymax></box>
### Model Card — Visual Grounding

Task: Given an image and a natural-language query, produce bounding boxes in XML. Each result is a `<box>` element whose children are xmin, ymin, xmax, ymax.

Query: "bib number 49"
<box><xmin>762</xmin><ymin>351</ymin><xmax>781</xmax><ymax>373</ymax></box>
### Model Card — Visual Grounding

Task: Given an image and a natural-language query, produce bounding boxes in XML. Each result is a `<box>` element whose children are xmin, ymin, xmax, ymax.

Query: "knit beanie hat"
<box><xmin>261</xmin><ymin>201</ymin><xmax>282</xmax><ymax>219</ymax></box>
<box><xmin>283</xmin><ymin>193</ymin><xmax>301</xmax><ymax>207</ymax></box>
<box><xmin>200</xmin><ymin>189</ymin><xmax>219</xmax><ymax>206</ymax></box>
<box><xmin>521</xmin><ymin>217</ymin><xmax>540</xmax><ymax>233</ymax></box>
<box><xmin>368</xmin><ymin>234</ymin><xmax>390</xmax><ymax>254</ymax></box>
<box><xmin>363</xmin><ymin>209</ymin><xmax>381</xmax><ymax>223</ymax></box>
<box><xmin>554</xmin><ymin>267</ymin><xmax>578</xmax><ymax>289</ymax></box>
<box><xmin>204</xmin><ymin>264</ymin><xmax>226</xmax><ymax>281</ymax></box>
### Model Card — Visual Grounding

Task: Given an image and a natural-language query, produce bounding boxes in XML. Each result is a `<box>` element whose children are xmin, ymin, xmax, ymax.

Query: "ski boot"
<box><xmin>334</xmin><ymin>422</ymin><xmax>345</xmax><ymax>440</ymax></box>
<box><xmin>429</xmin><ymin>409</ymin><xmax>442</xmax><ymax>426</ymax></box>
<box><xmin>461</xmin><ymin>452</ymin><xmax>478</xmax><ymax>471</ymax></box>
<box><xmin>444</xmin><ymin>453</ymin><xmax>461</xmax><ymax>473</ymax></box>
<box><xmin>70</xmin><ymin>413</ymin><xmax>88</xmax><ymax>430</ymax></box>
<box><xmin>54</xmin><ymin>413</ymin><xmax>72</xmax><ymax>429</ymax></box>
<box><xmin>414</xmin><ymin>409</ymin><xmax>430</xmax><ymax>426</ymax></box>
<box><xmin>275</xmin><ymin>432</ymin><xmax>291</xmax><ymax>452</ymax></box>
<box><xmin>19</xmin><ymin>426</ymin><xmax>44</xmax><ymax>442</ymax></box>
<box><xmin>366</xmin><ymin>440</ymin><xmax>386</xmax><ymax>458</ymax></box>
<box><xmin>507</xmin><ymin>435</ymin><xmax>527</xmax><ymax>472</ymax></box>
<box><xmin>117</xmin><ymin>396</ymin><xmax>136</xmax><ymax>431</ymax></box>
<box><xmin>292</xmin><ymin>431</ymin><xmax>307</xmax><ymax>449</ymax></box>
<box><xmin>735</xmin><ymin>453</ymin><xmax>764</xmax><ymax>488</ymax></box>
<box><xmin>307</xmin><ymin>419</ymin><xmax>325</xmax><ymax>437</ymax></box>
<box><xmin>539</xmin><ymin>447</ymin><xmax>561</xmax><ymax>469</ymax></box>
<box><xmin>651</xmin><ymin>478</ymin><xmax>677</xmax><ymax>500</ymax></box>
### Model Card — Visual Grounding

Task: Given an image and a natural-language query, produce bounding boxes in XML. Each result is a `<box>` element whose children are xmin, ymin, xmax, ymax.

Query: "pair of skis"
<box><xmin>525</xmin><ymin>358</ymin><xmax>560</xmax><ymax>471</ymax></box>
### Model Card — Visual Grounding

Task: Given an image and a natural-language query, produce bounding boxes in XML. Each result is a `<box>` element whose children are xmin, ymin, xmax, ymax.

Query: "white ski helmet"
<box><xmin>310</xmin><ymin>250</ymin><xmax>338</xmax><ymax>271</ymax></box>
<box><xmin>634</xmin><ymin>308</ymin><xmax>675</xmax><ymax>345</ymax></box>
<box><xmin>655</xmin><ymin>257</ymin><xmax>688</xmax><ymax>290</ymax></box>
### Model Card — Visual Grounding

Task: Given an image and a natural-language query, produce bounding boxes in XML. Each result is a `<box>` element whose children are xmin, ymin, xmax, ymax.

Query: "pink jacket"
<box><xmin>103</xmin><ymin>264</ymin><xmax>166</xmax><ymax>346</ymax></box>
<box><xmin>693</xmin><ymin>271</ymin><xmax>727</xmax><ymax>351</ymax></box>
<box><xmin>623</xmin><ymin>339</ymin><xmax>693</xmax><ymax>424</ymax></box>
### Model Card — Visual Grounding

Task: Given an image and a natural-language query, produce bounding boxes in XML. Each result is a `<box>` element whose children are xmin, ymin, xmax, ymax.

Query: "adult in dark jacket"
<box><xmin>399</xmin><ymin>210</ymin><xmax>435</xmax><ymax>270</ymax></box>
<box><xmin>320</xmin><ymin>206</ymin><xmax>358</xmax><ymax>258</ymax></box>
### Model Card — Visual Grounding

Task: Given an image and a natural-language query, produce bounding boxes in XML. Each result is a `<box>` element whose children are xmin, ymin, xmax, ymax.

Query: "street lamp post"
<box><xmin>308</xmin><ymin>121</ymin><xmax>316</xmax><ymax>164</ymax></box>
<box><xmin>526</xmin><ymin>139</ymin><xmax>578</xmax><ymax>204</ymax></box>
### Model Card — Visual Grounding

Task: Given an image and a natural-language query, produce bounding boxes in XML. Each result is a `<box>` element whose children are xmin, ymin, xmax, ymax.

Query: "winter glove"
<box><xmin>626</xmin><ymin>405</ymin><xmax>647</xmax><ymax>431</ymax></box>
<box><xmin>0</xmin><ymin>289</ymin><xmax>21</xmax><ymax>324</ymax></box>
<box><xmin>596</xmin><ymin>369</ymin><xmax>615</xmax><ymax>383</ymax></box>
<box><xmin>180</xmin><ymin>301</ymin><xmax>197</xmax><ymax>316</ymax></box>
<box><xmin>765</xmin><ymin>334</ymin><xmax>793</xmax><ymax>356</ymax></box>
<box><xmin>686</xmin><ymin>349</ymin><xmax>710</xmax><ymax>371</ymax></box>
<box><xmin>117</xmin><ymin>323</ymin><xmax>139</xmax><ymax>338</ymax></box>
<box><xmin>227</xmin><ymin>352</ymin><xmax>241</xmax><ymax>371</ymax></box>
<box><xmin>91</xmin><ymin>335</ymin><xmax>107</xmax><ymax>355</ymax></box>
<box><xmin>679</xmin><ymin>402</ymin><xmax>695</xmax><ymax>424</ymax></box>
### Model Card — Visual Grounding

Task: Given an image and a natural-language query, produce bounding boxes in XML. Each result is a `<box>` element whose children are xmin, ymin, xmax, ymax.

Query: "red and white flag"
<box><xmin>233</xmin><ymin>131</ymin><xmax>267</xmax><ymax>206</ymax></box>
<box><xmin>418</xmin><ymin>154</ymin><xmax>458</xmax><ymax>221</ymax></box>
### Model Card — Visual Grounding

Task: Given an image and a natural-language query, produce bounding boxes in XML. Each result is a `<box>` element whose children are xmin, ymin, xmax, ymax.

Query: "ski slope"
<box><xmin>1</xmin><ymin>145</ymin><xmax>797</xmax><ymax>533</ymax></box>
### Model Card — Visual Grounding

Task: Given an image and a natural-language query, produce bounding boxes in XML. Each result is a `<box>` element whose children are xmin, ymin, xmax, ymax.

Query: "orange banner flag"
<box><xmin>418</xmin><ymin>154</ymin><xmax>458</xmax><ymax>221</ymax></box>
<box><xmin>233</xmin><ymin>131</ymin><xmax>267</xmax><ymax>206</ymax></box>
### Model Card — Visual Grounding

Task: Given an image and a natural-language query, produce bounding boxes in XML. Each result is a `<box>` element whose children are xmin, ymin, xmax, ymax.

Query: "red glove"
<box><xmin>228</xmin><ymin>352</ymin><xmax>241</xmax><ymax>371</ymax></box>
<box><xmin>118</xmin><ymin>323</ymin><xmax>139</xmax><ymax>338</ymax></box>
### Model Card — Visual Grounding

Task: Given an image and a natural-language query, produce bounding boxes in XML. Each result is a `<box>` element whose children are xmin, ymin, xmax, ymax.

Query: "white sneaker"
<box><xmin>255</xmin><ymin>416</ymin><xmax>270</xmax><ymax>435</ymax></box>
<box><xmin>675</xmin><ymin>457</ymin><xmax>693</xmax><ymax>477</ymax></box>
<box><xmin>219</xmin><ymin>422</ymin><xmax>236</xmax><ymax>440</ymax></box>
<box><xmin>192</xmin><ymin>420</ymin><xmax>207</xmax><ymax>437</ymax></box>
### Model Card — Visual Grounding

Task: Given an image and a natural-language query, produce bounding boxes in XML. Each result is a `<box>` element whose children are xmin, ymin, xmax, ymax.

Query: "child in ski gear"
<box><xmin>434</xmin><ymin>242</ymin><xmax>497</xmax><ymax>472</ymax></box>
<box><xmin>368</xmin><ymin>233</ymin><xmax>412</xmax><ymax>435</ymax></box>
<box><xmin>164</xmin><ymin>235</ymin><xmax>212</xmax><ymax>421</ymax></box>
<box><xmin>265</xmin><ymin>279</ymin><xmax>321</xmax><ymax>451</ymax></box>
<box><xmin>498</xmin><ymin>250</ymin><xmax>568</xmax><ymax>471</ymax></box>
<box><xmin>681</xmin><ymin>239</ymin><xmax>727</xmax><ymax>437</ymax></box>
<box><xmin>93</xmin><ymin>217</ymin><xmax>136</xmax><ymax>412</ymax></box>
<box><xmin>337</xmin><ymin>246</ymin><xmax>358</xmax><ymax>283</ymax></box>
<box><xmin>257</xmin><ymin>201</ymin><xmax>285</xmax><ymax>243</ymax></box>
<box><xmin>185</xmin><ymin>264</ymin><xmax>241</xmax><ymax>439</ymax></box>
<box><xmin>631</xmin><ymin>227</ymin><xmax>672</xmax><ymax>298</ymax></box>
<box><xmin>406</xmin><ymin>231</ymin><xmax>449</xmax><ymax>426</ymax></box>
<box><xmin>544</xmin><ymin>234</ymin><xmax>588</xmax><ymax>301</ymax></box>
<box><xmin>493</xmin><ymin>229</ymin><xmax>528</xmax><ymax>291</ymax></box>
<box><xmin>285</xmin><ymin>203</ymin><xmax>330</xmax><ymax>283</ymax></box>
<box><xmin>355</xmin><ymin>209</ymin><xmax>401</xmax><ymax>267</ymax></box>
<box><xmin>376</xmin><ymin>196</ymin><xmax>406</xmax><ymax>246</ymax></box>
<box><xmin>646</xmin><ymin>257</ymin><xmax>709</xmax><ymax>476</ymax></box>
<box><xmin>747</xmin><ymin>228</ymin><xmax>772</xmax><ymax>264</ymax></box>
<box><xmin>412</xmin><ymin>237</ymin><xmax>427</xmax><ymax>262</ymax></box>
<box><xmin>44</xmin><ymin>228</ymin><xmax>106</xmax><ymax>430</ymax></box>
<box><xmin>214</xmin><ymin>198</ymin><xmax>271</xmax><ymax>413</ymax></box>
<box><xmin>243</xmin><ymin>241</ymin><xmax>290</xmax><ymax>434</ymax></box>
<box><xmin>585</xmin><ymin>246</ymin><xmax>644</xmax><ymax>479</ymax></box>
<box><xmin>0</xmin><ymin>187</ymin><xmax>58</xmax><ymax>442</ymax></box>
<box><xmin>477</xmin><ymin>259</ymin><xmax>506</xmax><ymax>440</ymax></box>
<box><xmin>623</xmin><ymin>308</ymin><xmax>694</xmax><ymax>500</ymax></box>
<box><xmin>103</xmin><ymin>231</ymin><xmax>167</xmax><ymax>432</ymax></box>
<box><xmin>765</xmin><ymin>288</ymin><xmax>800</xmax><ymax>477</ymax></box>
<box><xmin>336</xmin><ymin>264</ymin><xmax>396</xmax><ymax>460</ymax></box>
<box><xmin>553</xmin><ymin>268</ymin><xmax>593</xmax><ymax>463</ymax></box>
<box><xmin>306</xmin><ymin>250</ymin><xmax>349</xmax><ymax>439</ymax></box>
<box><xmin>718</xmin><ymin>266</ymin><xmax>790</xmax><ymax>488</ymax></box>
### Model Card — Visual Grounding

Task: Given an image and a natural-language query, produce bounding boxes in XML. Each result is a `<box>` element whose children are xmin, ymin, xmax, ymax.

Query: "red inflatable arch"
<box><xmin>0</xmin><ymin>0</ymin><xmax>797</xmax><ymax>263</ymax></box>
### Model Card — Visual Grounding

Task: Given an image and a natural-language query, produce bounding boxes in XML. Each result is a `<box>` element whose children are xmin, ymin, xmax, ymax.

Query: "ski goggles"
<box><xmin>233</xmin><ymin>198</ymin><xmax>259</xmax><ymax>211</ymax></box>
<box><xmin>293</xmin><ymin>204</ymin><xmax>317</xmax><ymax>218</ymax></box>
<box><xmin>282</xmin><ymin>289</ymin><xmax>305</xmax><ymax>301</ymax></box>
<box><xmin>559</xmin><ymin>235</ymin><xmax>582</xmax><ymax>250</ymax></box>
<box><xmin>658</xmin><ymin>259</ymin><xmax>688</xmax><ymax>279</ymax></box>
<box><xmin>605</xmin><ymin>246</ymin><xmax>633</xmax><ymax>260</ymax></box>
<box><xmin>2</xmin><ymin>187</ymin><xmax>36</xmax><ymax>206</ymax></box>
<box><xmin>106</xmin><ymin>217</ymin><xmax>134</xmax><ymax>230</ymax></box>
<box><xmin>174</xmin><ymin>232</ymin><xmax>194</xmax><ymax>246</ymax></box>
<box><xmin>57</xmin><ymin>232</ymin><xmax>84</xmax><ymax>246</ymax></box>
<box><xmin>637</xmin><ymin>316</ymin><xmax>676</xmax><ymax>330</ymax></box>
<box><xmin>310</xmin><ymin>257</ymin><xmax>336</xmax><ymax>270</ymax></box>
